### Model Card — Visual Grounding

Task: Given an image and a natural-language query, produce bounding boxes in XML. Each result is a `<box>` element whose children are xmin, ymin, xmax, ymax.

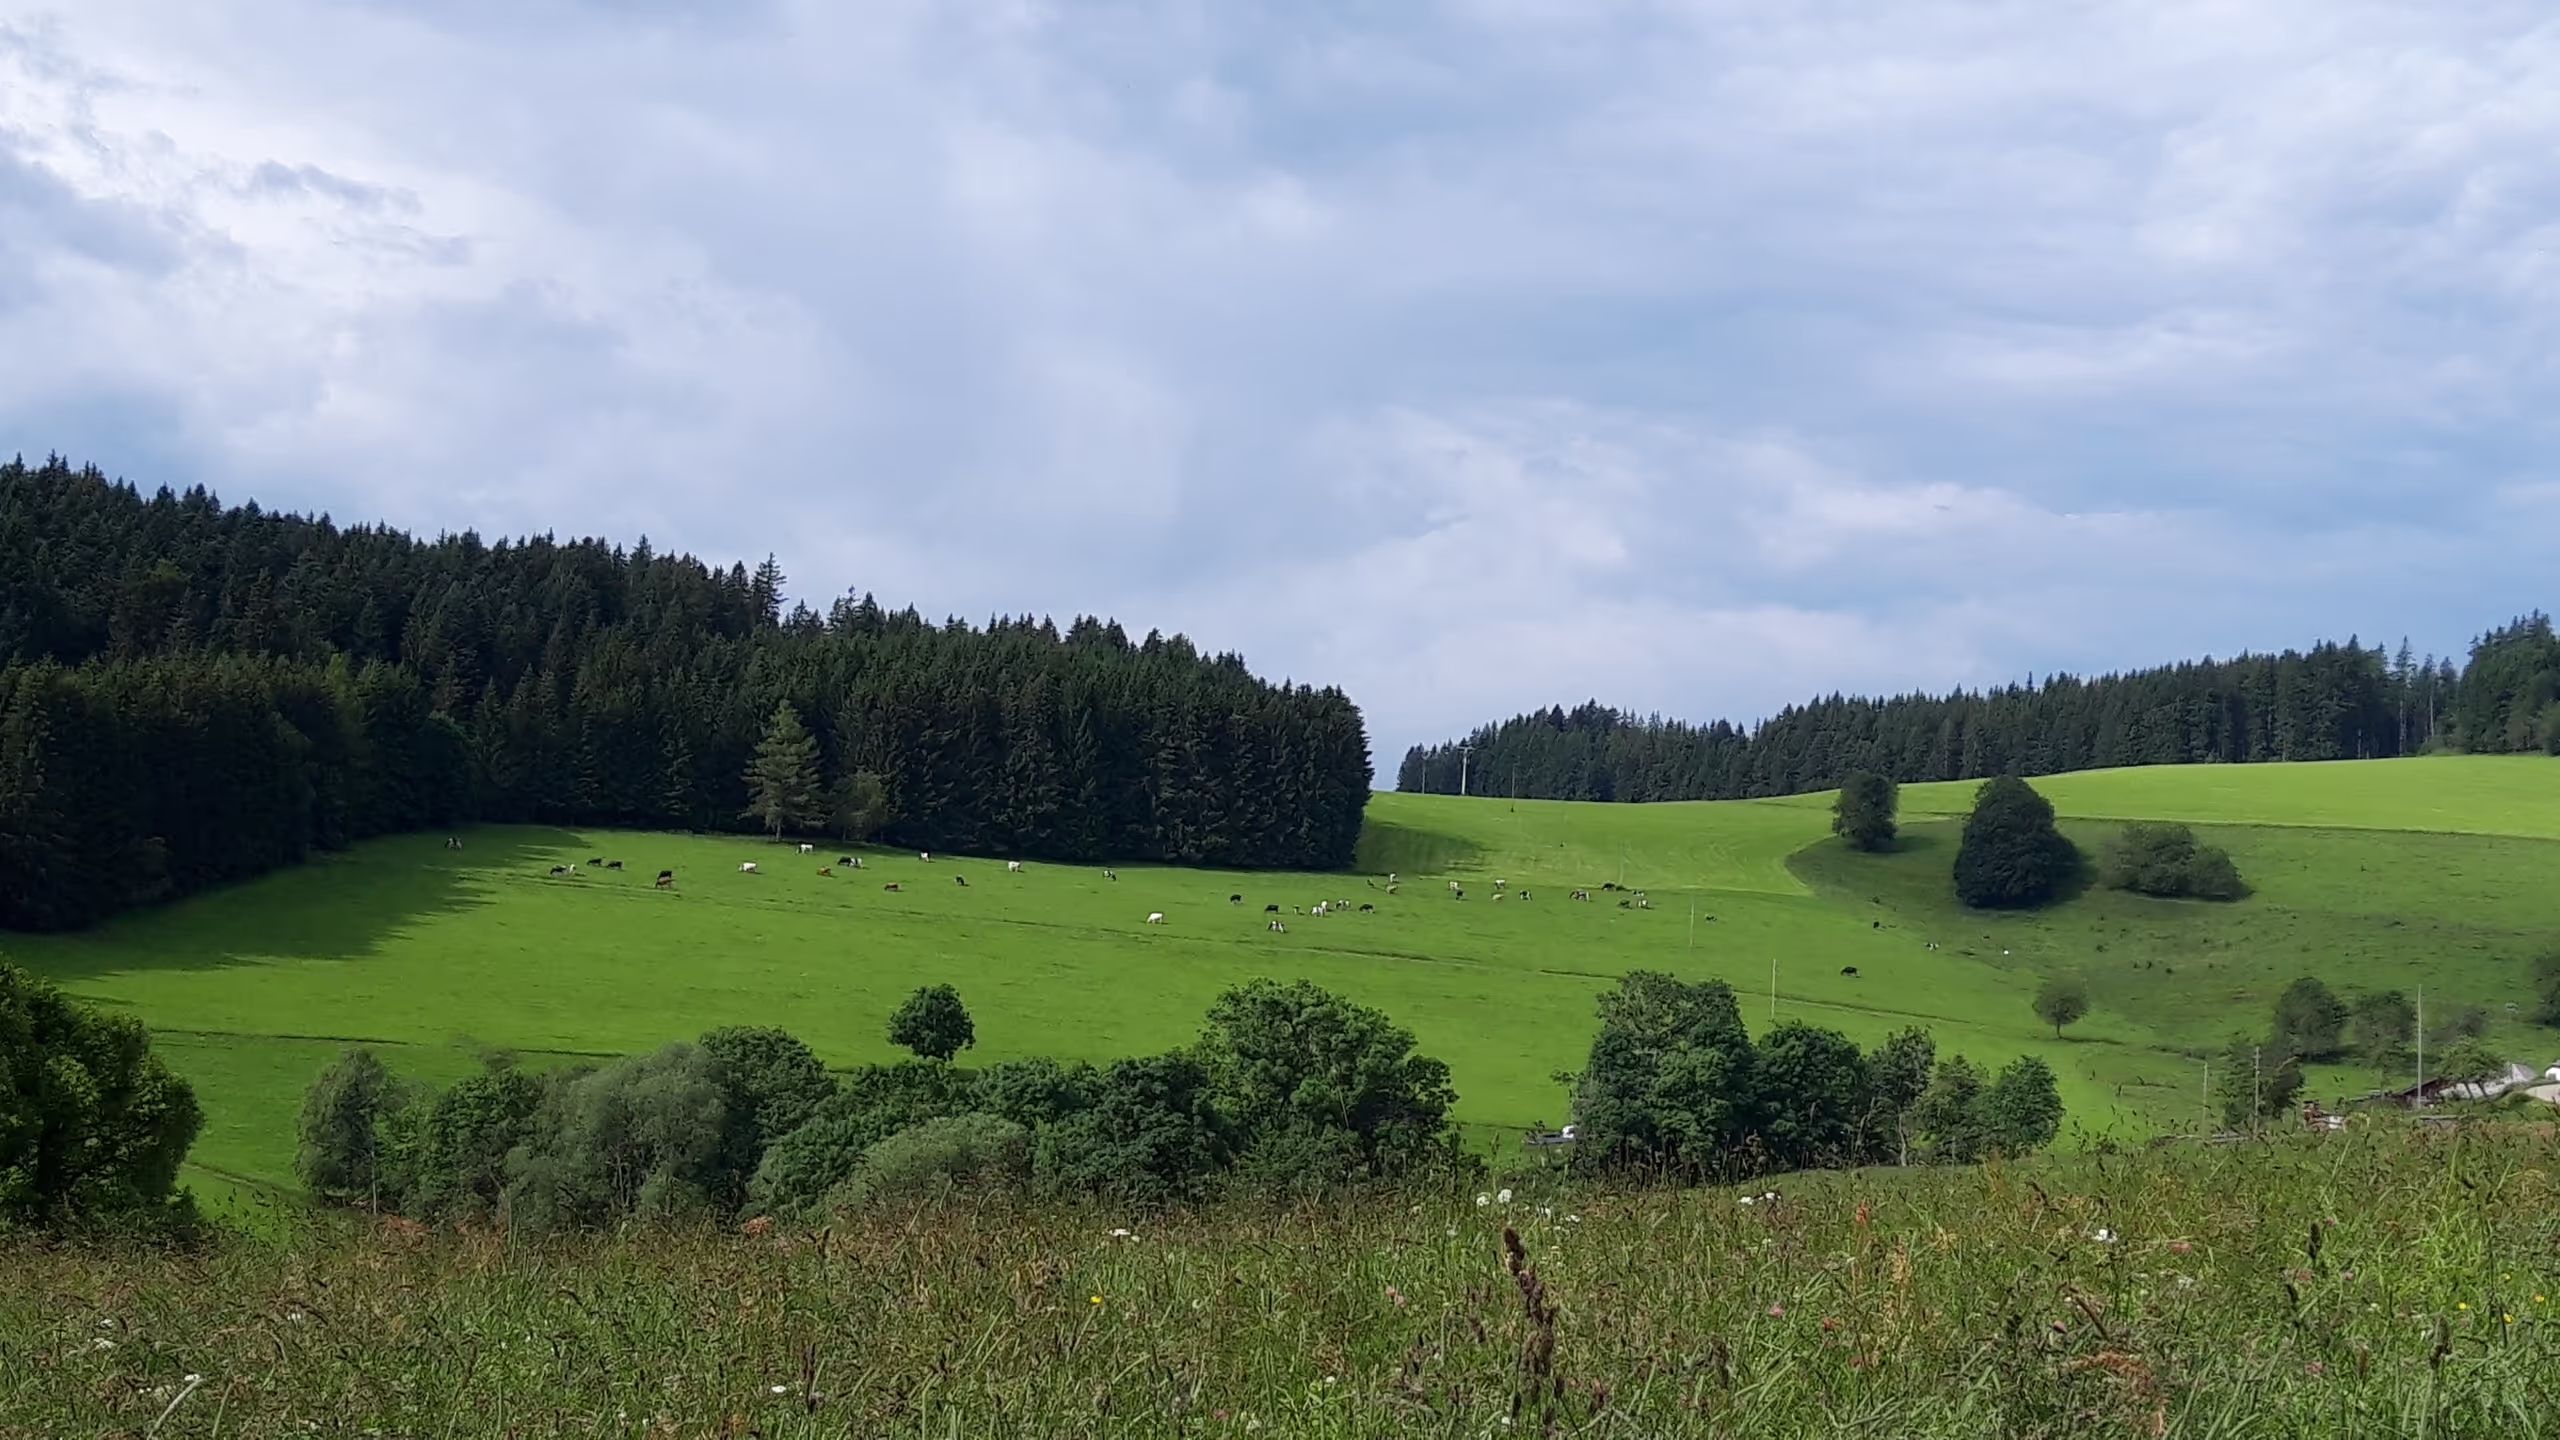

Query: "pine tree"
<box><xmin>740</xmin><ymin>702</ymin><xmax>822</xmax><ymax>839</ymax></box>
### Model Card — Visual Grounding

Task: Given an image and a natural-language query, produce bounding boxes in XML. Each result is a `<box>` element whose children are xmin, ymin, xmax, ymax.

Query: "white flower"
<box><xmin>1738</xmin><ymin>1195</ymin><xmax>1755</xmax><ymax>1207</ymax></box>
<box><xmin>2091</xmin><ymin>1227</ymin><xmax>2117</xmax><ymax>1245</ymax></box>
<box><xmin>1445</xmin><ymin>1226</ymin><xmax>1458</xmax><ymax>1237</ymax></box>
<box><xmin>1539</xmin><ymin>1206</ymin><xmax>1554</xmax><ymax>1219</ymax></box>
<box><xmin>1496</xmin><ymin>1188</ymin><xmax>1513</xmax><ymax>1205</ymax></box>
<box><xmin>1323</xmin><ymin>1375</ymin><xmax>1338</xmax><ymax>1386</ymax></box>
<box><xmin>184</xmin><ymin>1374</ymin><xmax>203</xmax><ymax>1385</ymax></box>
<box><xmin>97</xmin><ymin>1319</ymin><xmax>118</xmax><ymax>1330</ymax></box>
<box><xmin>1106</xmin><ymin>1227</ymin><xmax>1133</xmax><ymax>1239</ymax></box>
<box><xmin>87</xmin><ymin>1337</ymin><xmax>117</xmax><ymax>1352</ymax></box>
<box><xmin>770</xmin><ymin>1385</ymin><xmax>789</xmax><ymax>1395</ymax></box>
<box><xmin>1475</xmin><ymin>1193</ymin><xmax>1490</xmax><ymax>1207</ymax></box>
<box><xmin>1566</xmin><ymin>1214</ymin><xmax>1582</xmax><ymax>1224</ymax></box>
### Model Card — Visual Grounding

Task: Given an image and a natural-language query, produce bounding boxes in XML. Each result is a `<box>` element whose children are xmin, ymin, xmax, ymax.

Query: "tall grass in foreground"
<box><xmin>6</xmin><ymin>1126</ymin><xmax>2557</xmax><ymax>1438</ymax></box>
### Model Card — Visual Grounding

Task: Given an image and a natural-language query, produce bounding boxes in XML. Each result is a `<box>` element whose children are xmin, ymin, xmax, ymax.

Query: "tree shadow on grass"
<box><xmin>2</xmin><ymin>825</ymin><xmax>593</xmax><ymax>989</ymax></box>
<box><xmin>1352</xmin><ymin>812</ymin><xmax>1487</xmax><ymax>877</ymax></box>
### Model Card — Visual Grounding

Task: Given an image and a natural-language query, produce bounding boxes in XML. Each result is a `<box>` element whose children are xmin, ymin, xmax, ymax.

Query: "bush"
<box><xmin>0</xmin><ymin>963</ymin><xmax>201</xmax><ymax>1230</ymax></box>
<box><xmin>2270</xmin><ymin>977</ymin><xmax>2349</xmax><ymax>1062</ymax></box>
<box><xmin>887</xmin><ymin>985</ymin><xmax>975</xmax><ymax>1063</ymax></box>
<box><xmin>1753</xmin><ymin>1021</ymin><xmax>1868</xmax><ymax>1171</ymax></box>
<box><xmin>1569</xmin><ymin>972</ymin><xmax>1759</xmax><ymax>1176</ymax></box>
<box><xmin>409</xmin><ymin>1061</ymin><xmax>542</xmax><ymax>1224</ymax></box>
<box><xmin>1032</xmin><ymin>1054</ymin><xmax>1234</xmax><ymax>1205</ymax></box>
<box><xmin>1195</xmin><ymin>979</ymin><xmax>1454</xmax><ymax>1182</ymax></box>
<box><xmin>2434</xmin><ymin>1037</ymin><xmax>2508</xmax><ymax>1085</ymax></box>
<box><xmin>698</xmin><ymin>1026</ymin><xmax>835</xmax><ymax>1204</ymax></box>
<box><xmin>2212</xmin><ymin>1034</ymin><xmax>2304</xmax><ymax>1129</ymax></box>
<box><xmin>1831</xmin><ymin>771</ymin><xmax>1898</xmax><ymax>853</ymax></box>
<box><xmin>1980</xmin><ymin>1056</ymin><xmax>2064</xmax><ymax>1153</ymax></box>
<box><xmin>970</xmin><ymin>1058</ymin><xmax>1099</xmax><ymax>1131</ymax></box>
<box><xmin>295</xmin><ymin>1049</ymin><xmax>413</xmax><ymax>1209</ymax></box>
<box><xmin>500</xmin><ymin>1045</ymin><xmax>735</xmax><ymax>1235</ymax></box>
<box><xmin>2532</xmin><ymin>951</ymin><xmax>2560</xmax><ymax>1028</ymax></box>
<box><xmin>841</xmin><ymin>1113</ymin><xmax>1030</xmax><ymax>1210</ymax></box>
<box><xmin>1953</xmin><ymin>776</ymin><xmax>2079</xmax><ymax>909</ymax></box>
<box><xmin>2100</xmin><ymin>822</ymin><xmax>2245</xmax><ymax>901</ymax></box>
<box><xmin>750</xmin><ymin>1062</ymin><xmax>973</xmax><ymax>1220</ymax></box>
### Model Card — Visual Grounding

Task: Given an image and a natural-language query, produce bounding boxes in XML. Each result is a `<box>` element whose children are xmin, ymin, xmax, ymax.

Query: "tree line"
<box><xmin>6</xmin><ymin>958</ymin><xmax>2068</xmax><ymax>1234</ymax></box>
<box><xmin>0</xmin><ymin>457</ymin><xmax>1371</xmax><ymax>930</ymax></box>
<box><xmin>1402</xmin><ymin>620</ymin><xmax>2560</xmax><ymax>802</ymax></box>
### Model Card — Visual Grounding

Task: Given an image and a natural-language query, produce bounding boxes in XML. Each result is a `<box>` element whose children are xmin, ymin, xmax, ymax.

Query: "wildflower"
<box><xmin>1324</xmin><ymin>1375</ymin><xmax>1338</xmax><ymax>1386</ymax></box>
<box><xmin>2090</xmin><ymin>1227</ymin><xmax>2116</xmax><ymax>1244</ymax></box>
<box><xmin>2458</xmin><ymin>1303</ymin><xmax>2470</xmax><ymax>1312</ymax></box>
<box><xmin>770</xmin><ymin>1385</ymin><xmax>789</xmax><ymax>1395</ymax></box>
<box><xmin>1767</xmin><ymin>1303</ymin><xmax>1786</xmax><ymax>1318</ymax></box>
<box><xmin>1496</xmin><ymin>1188</ymin><xmax>1513</xmax><ymax>1205</ymax></box>
<box><xmin>1566</xmin><ymin>1214</ymin><xmax>1581</xmax><ymax>1224</ymax></box>
<box><xmin>1106</xmin><ymin>1227</ymin><xmax>1133</xmax><ymax>1239</ymax></box>
<box><xmin>1476</xmin><ymin>1193</ymin><xmax>1491</xmax><ymax>1207</ymax></box>
<box><xmin>87</xmin><ymin>1338</ymin><xmax>116</xmax><ymax>1352</ymax></box>
<box><xmin>2506</xmin><ymin>1314</ymin><xmax>2517</xmax><ymax>1326</ymax></box>
<box><xmin>1539</xmin><ymin>1205</ymin><xmax>1553</xmax><ymax>1219</ymax></box>
<box><xmin>2305</xmin><ymin>1362</ymin><xmax>2325</xmax><ymax>1378</ymax></box>
<box><xmin>184</xmin><ymin>1374</ymin><xmax>203</xmax><ymax>1385</ymax></box>
<box><xmin>1820</xmin><ymin>1316</ymin><xmax>1842</xmax><ymax>1332</ymax></box>
<box><xmin>1385</xmin><ymin>1285</ymin><xmax>1407</xmax><ymax>1308</ymax></box>
<box><xmin>1738</xmin><ymin>1196</ymin><xmax>1755</xmax><ymax>1207</ymax></box>
<box><xmin>1090</xmin><ymin>1295</ymin><xmax>1104</xmax><ymax>1306</ymax></box>
<box><xmin>2539</xmin><ymin>1295</ymin><xmax>2549</xmax><ymax>1305</ymax></box>
<box><xmin>1445</xmin><ymin>1226</ymin><xmax>1458</xmax><ymax>1238</ymax></box>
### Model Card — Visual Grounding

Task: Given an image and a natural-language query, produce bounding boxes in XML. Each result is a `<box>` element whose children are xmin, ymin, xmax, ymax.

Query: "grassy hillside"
<box><xmin>5</xmin><ymin>756</ymin><xmax>2556</xmax><ymax>1198</ymax></box>
<box><xmin>7</xmin><ymin>1127</ymin><xmax>2555</xmax><ymax>1437</ymax></box>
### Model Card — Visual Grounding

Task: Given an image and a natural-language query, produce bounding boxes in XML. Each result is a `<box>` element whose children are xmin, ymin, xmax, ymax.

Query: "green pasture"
<box><xmin>6</xmin><ymin>755</ymin><xmax>2557</xmax><ymax>1193</ymax></box>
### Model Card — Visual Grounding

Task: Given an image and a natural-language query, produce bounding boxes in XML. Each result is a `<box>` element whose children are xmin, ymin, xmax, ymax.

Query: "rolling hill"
<box><xmin>5</xmin><ymin>755</ymin><xmax>2555</xmax><ymax>1197</ymax></box>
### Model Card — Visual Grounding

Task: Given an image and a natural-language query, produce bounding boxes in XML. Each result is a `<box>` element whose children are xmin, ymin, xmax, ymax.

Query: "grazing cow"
<box><xmin>1452</xmin><ymin>888</ymin><xmax>1465</xmax><ymax>901</ymax></box>
<box><xmin>1357</xmin><ymin>903</ymin><xmax>1374</xmax><ymax>913</ymax></box>
<box><xmin>1493</xmin><ymin>893</ymin><xmax>1507</xmax><ymax>903</ymax></box>
<box><xmin>1265</xmin><ymin>903</ymin><xmax>1280</xmax><ymax>913</ymax></box>
<box><xmin>1385</xmin><ymin>884</ymin><xmax>1400</xmax><ymax>895</ymax></box>
<box><xmin>1313</xmin><ymin>902</ymin><xmax>1329</xmax><ymax>917</ymax></box>
<box><xmin>655</xmin><ymin>873</ymin><xmax>674</xmax><ymax>890</ymax></box>
<box><xmin>547</xmin><ymin>865</ymin><xmax>571</xmax><ymax>877</ymax></box>
<box><xmin>444</xmin><ymin>836</ymin><xmax>462</xmax><ymax>850</ymax></box>
<box><xmin>1229</xmin><ymin>893</ymin><xmax>1243</xmax><ymax>905</ymax></box>
<box><xmin>1570</xmin><ymin>889</ymin><xmax>1589</xmax><ymax>901</ymax></box>
<box><xmin>1494</xmin><ymin>879</ymin><xmax>1506</xmax><ymax>889</ymax></box>
<box><xmin>883</xmin><ymin>882</ymin><xmax>902</xmax><ymax>892</ymax></box>
<box><xmin>1008</xmin><ymin>861</ymin><xmax>1024</xmax><ymax>874</ymax></box>
<box><xmin>954</xmin><ymin>875</ymin><xmax>969</xmax><ymax>887</ymax></box>
<box><xmin>920</xmin><ymin>852</ymin><xmax>932</xmax><ymax>862</ymax></box>
<box><xmin>838</xmin><ymin>856</ymin><xmax>855</xmax><ymax>867</ymax></box>
<box><xmin>817</xmin><ymin>866</ymin><xmax>833</xmax><ymax>877</ymax></box>
<box><xmin>1448</xmin><ymin>880</ymin><xmax>1461</xmax><ymax>894</ymax></box>
<box><xmin>1519</xmin><ymin>890</ymin><xmax>1532</xmax><ymax>901</ymax></box>
<box><xmin>740</xmin><ymin>862</ymin><xmax>759</xmax><ymax>874</ymax></box>
<box><xmin>1602</xmin><ymin>881</ymin><xmax>1622</xmax><ymax>892</ymax></box>
<box><xmin>1103</xmin><ymin>869</ymin><xmax>1118</xmax><ymax>882</ymax></box>
<box><xmin>1146</xmin><ymin>912</ymin><xmax>1167</xmax><ymax>925</ymax></box>
<box><xmin>1841</xmin><ymin>966</ymin><xmax>1859</xmax><ymax>978</ymax></box>
<box><xmin>799</xmin><ymin>843</ymin><xmax>815</xmax><ymax>855</ymax></box>
<box><xmin>1617</xmin><ymin>899</ymin><xmax>1631</xmax><ymax>909</ymax></box>
<box><xmin>1871</xmin><ymin>919</ymin><xmax>1881</xmax><ymax>930</ymax></box>
<box><xmin>850</xmin><ymin>857</ymin><xmax>864</xmax><ymax>869</ymax></box>
<box><xmin>606</xmin><ymin>860</ymin><xmax>623</xmax><ymax>871</ymax></box>
<box><xmin>586</xmin><ymin>858</ymin><xmax>603</xmax><ymax>867</ymax></box>
<box><xmin>1269</xmin><ymin>920</ymin><xmax>1287</xmax><ymax>933</ymax></box>
<box><xmin>1388</xmin><ymin>872</ymin><xmax>1399</xmax><ymax>883</ymax></box>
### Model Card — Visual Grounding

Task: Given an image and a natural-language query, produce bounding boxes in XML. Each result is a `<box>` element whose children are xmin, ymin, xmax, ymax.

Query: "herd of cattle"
<box><xmin>524</xmin><ymin>848</ymin><xmax>1670</xmax><ymax>935</ymax></box>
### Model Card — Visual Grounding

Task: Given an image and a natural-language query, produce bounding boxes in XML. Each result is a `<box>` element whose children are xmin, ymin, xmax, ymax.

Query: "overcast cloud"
<box><xmin>4</xmin><ymin>1</ymin><xmax>2555</xmax><ymax>765</ymax></box>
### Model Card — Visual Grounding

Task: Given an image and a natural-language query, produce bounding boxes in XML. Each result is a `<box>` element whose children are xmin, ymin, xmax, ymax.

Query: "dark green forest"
<box><xmin>0</xmin><ymin>457</ymin><xmax>1370</xmax><ymax>930</ymax></box>
<box><xmin>1402</xmin><ymin>619</ymin><xmax>2560</xmax><ymax>802</ymax></box>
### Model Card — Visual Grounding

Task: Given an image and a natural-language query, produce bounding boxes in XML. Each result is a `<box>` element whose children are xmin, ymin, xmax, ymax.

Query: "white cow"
<box><xmin>1268</xmin><ymin>920</ymin><xmax>1287</xmax><ymax>933</ymax></box>
<box><xmin>739</xmin><ymin>861</ymin><xmax>759</xmax><ymax>874</ymax></box>
<box><xmin>1312</xmin><ymin>901</ymin><xmax>1329</xmax><ymax>917</ymax></box>
<box><xmin>920</xmin><ymin>851</ymin><xmax>932</xmax><ymax>862</ymax></box>
<box><xmin>798</xmin><ymin>843</ymin><xmax>815</xmax><ymax>855</ymax></box>
<box><xmin>1007</xmin><ymin>861</ymin><xmax>1023</xmax><ymax>874</ymax></box>
<box><xmin>1145</xmin><ymin>912</ymin><xmax>1167</xmax><ymax>925</ymax></box>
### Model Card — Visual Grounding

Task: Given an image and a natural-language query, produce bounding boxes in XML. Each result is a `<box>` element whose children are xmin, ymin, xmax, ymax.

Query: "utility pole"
<box><xmin>2251</xmin><ymin>1045</ymin><xmax>2262</xmax><ymax>1135</ymax></box>
<box><xmin>1769</xmin><ymin>955</ymin><xmax>1779</xmax><ymax>1024</ymax></box>
<box><xmin>2200</xmin><ymin>1060</ymin><xmax>2210</xmax><ymax>1136</ymax></box>
<box><xmin>1457</xmin><ymin>742</ymin><xmax>1472</xmax><ymax>798</ymax></box>
<box><xmin>2414</xmin><ymin>984</ymin><xmax>2425</xmax><ymax>1109</ymax></box>
<box><xmin>1688</xmin><ymin>898</ymin><xmax>1697</xmax><ymax>953</ymax></box>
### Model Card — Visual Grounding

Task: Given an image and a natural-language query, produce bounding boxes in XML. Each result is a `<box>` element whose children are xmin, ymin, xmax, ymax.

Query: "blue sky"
<box><xmin>4</xmin><ymin>2</ymin><xmax>2555</xmax><ymax>763</ymax></box>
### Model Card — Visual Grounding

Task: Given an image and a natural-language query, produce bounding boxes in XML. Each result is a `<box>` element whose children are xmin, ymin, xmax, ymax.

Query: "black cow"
<box><xmin>655</xmin><ymin>872</ymin><xmax>675</xmax><ymax>890</ymax></box>
<box><xmin>1357</xmin><ymin>903</ymin><xmax>1375</xmax><ymax>913</ymax></box>
<box><xmin>1840</xmin><ymin>966</ymin><xmax>1859</xmax><ymax>978</ymax></box>
<box><xmin>585</xmin><ymin>857</ymin><xmax>603</xmax><ymax>867</ymax></box>
<box><xmin>838</xmin><ymin>856</ymin><xmax>855</xmax><ymax>867</ymax></box>
<box><xmin>953</xmin><ymin>874</ymin><xmax>969</xmax><ymax>887</ymax></box>
<box><xmin>1229</xmin><ymin>893</ymin><xmax>1243</xmax><ymax>905</ymax></box>
<box><xmin>548</xmin><ymin>865</ymin><xmax>572</xmax><ymax>877</ymax></box>
<box><xmin>606</xmin><ymin>860</ymin><xmax>623</xmax><ymax>871</ymax></box>
<box><xmin>1265</xmin><ymin>903</ymin><xmax>1280</xmax><ymax>913</ymax></box>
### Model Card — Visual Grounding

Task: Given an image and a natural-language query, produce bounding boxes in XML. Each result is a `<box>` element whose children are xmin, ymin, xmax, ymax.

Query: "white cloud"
<box><xmin>3</xmin><ymin>0</ymin><xmax>2558</xmax><ymax>766</ymax></box>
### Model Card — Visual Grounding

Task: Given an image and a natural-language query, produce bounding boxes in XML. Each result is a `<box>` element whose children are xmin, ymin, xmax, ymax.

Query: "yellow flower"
<box><xmin>2538</xmin><ymin>1295</ymin><xmax>2548</xmax><ymax>1305</ymax></box>
<box><xmin>2458</xmin><ymin>1303</ymin><xmax>2470</xmax><ymax>1312</ymax></box>
<box><xmin>1089</xmin><ymin>1295</ymin><xmax>1103</xmax><ymax>1305</ymax></box>
<box><xmin>2504</xmin><ymin>1314</ymin><xmax>2517</xmax><ymax>1325</ymax></box>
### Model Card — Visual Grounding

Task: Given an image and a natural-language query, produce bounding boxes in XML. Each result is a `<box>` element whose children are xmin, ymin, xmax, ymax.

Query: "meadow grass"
<box><xmin>6</xmin><ymin>1123</ymin><xmax>2557</xmax><ymax>1438</ymax></box>
<box><xmin>4</xmin><ymin>757</ymin><xmax>2555</xmax><ymax>1197</ymax></box>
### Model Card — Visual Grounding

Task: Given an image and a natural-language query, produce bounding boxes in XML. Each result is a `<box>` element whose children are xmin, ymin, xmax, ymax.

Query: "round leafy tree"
<box><xmin>887</xmin><ymin>984</ymin><xmax>976</xmax><ymax>1063</ymax></box>
<box><xmin>1953</xmin><ymin>775</ymin><xmax>2079</xmax><ymax>909</ymax></box>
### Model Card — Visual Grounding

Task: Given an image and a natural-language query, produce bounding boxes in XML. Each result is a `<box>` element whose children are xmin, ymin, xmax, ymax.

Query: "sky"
<box><xmin>4</xmin><ymin>1</ymin><xmax>2557</xmax><ymax>769</ymax></box>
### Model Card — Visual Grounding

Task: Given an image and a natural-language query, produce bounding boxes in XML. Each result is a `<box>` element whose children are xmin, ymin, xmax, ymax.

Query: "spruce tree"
<box><xmin>740</xmin><ymin>702</ymin><xmax>822</xmax><ymax>839</ymax></box>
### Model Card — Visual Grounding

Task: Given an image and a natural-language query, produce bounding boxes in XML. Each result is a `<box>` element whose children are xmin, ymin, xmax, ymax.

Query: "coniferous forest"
<box><xmin>1403</xmin><ymin>619</ymin><xmax>2560</xmax><ymax>802</ymax></box>
<box><xmin>0</xmin><ymin>458</ymin><xmax>1371</xmax><ymax>930</ymax></box>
